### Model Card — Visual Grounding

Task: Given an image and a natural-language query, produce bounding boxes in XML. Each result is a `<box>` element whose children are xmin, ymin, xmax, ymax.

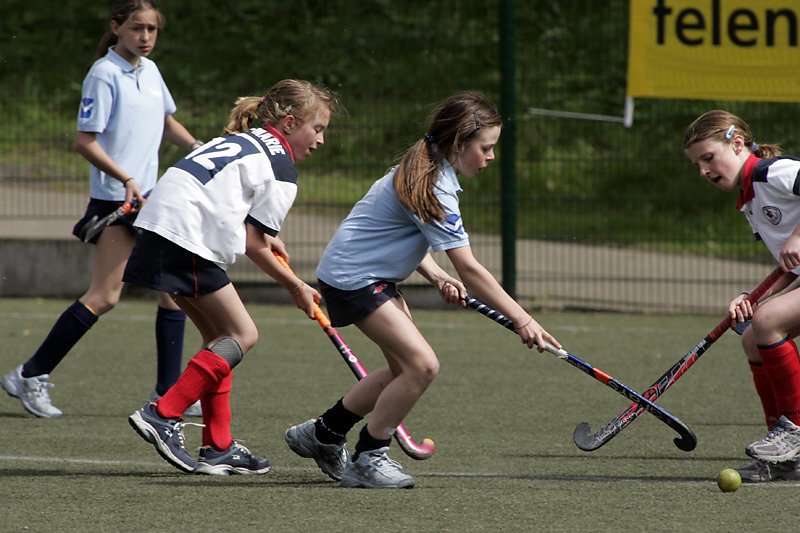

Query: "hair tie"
<box><xmin>751</xmin><ymin>142</ymin><xmax>758</xmax><ymax>152</ymax></box>
<box><xmin>473</xmin><ymin>111</ymin><xmax>482</xmax><ymax>130</ymax></box>
<box><xmin>260</xmin><ymin>96</ymin><xmax>267</xmax><ymax>103</ymax></box>
<box><xmin>424</xmin><ymin>134</ymin><xmax>435</xmax><ymax>144</ymax></box>
<box><xmin>724</xmin><ymin>125</ymin><xmax>735</xmax><ymax>139</ymax></box>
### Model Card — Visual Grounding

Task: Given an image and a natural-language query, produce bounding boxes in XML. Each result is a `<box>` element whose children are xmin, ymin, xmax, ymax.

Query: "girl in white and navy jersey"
<box><xmin>0</xmin><ymin>0</ymin><xmax>201</xmax><ymax>419</ymax></box>
<box><xmin>285</xmin><ymin>92</ymin><xmax>561</xmax><ymax>488</ymax></box>
<box><xmin>685</xmin><ymin>110</ymin><xmax>800</xmax><ymax>483</ymax></box>
<box><xmin>127</xmin><ymin>79</ymin><xmax>337</xmax><ymax>475</ymax></box>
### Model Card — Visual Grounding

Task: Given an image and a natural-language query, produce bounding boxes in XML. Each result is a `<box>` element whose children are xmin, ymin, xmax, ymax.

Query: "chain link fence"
<box><xmin>1</xmin><ymin>1</ymin><xmax>790</xmax><ymax>312</ymax></box>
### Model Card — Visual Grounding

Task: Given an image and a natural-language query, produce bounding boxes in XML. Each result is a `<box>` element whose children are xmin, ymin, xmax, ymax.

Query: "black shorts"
<box><xmin>72</xmin><ymin>198</ymin><xmax>139</xmax><ymax>245</ymax></box>
<box><xmin>123</xmin><ymin>229</ymin><xmax>231</xmax><ymax>297</ymax></box>
<box><xmin>318</xmin><ymin>279</ymin><xmax>401</xmax><ymax>327</ymax></box>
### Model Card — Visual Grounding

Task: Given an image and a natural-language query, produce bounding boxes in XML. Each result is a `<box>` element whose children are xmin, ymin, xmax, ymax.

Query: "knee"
<box><xmin>81</xmin><ymin>295</ymin><xmax>119</xmax><ymax>316</ymax></box>
<box><xmin>410</xmin><ymin>350</ymin><xmax>439</xmax><ymax>387</ymax></box>
<box><xmin>209</xmin><ymin>337</ymin><xmax>245</xmax><ymax>370</ymax></box>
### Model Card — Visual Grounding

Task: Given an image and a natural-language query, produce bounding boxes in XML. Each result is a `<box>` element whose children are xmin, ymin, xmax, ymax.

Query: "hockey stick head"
<box><xmin>75</xmin><ymin>214</ymin><xmax>99</xmax><ymax>242</ymax></box>
<box><xmin>573</xmin><ymin>422</ymin><xmax>607</xmax><ymax>451</ymax></box>
<box><xmin>394</xmin><ymin>425</ymin><xmax>436</xmax><ymax>460</ymax></box>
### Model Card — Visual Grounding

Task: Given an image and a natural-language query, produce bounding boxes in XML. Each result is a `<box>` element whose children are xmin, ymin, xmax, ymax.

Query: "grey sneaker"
<box><xmin>150</xmin><ymin>390</ymin><xmax>202</xmax><ymax>418</ymax></box>
<box><xmin>746</xmin><ymin>415</ymin><xmax>800</xmax><ymax>463</ymax></box>
<box><xmin>736</xmin><ymin>458</ymin><xmax>800</xmax><ymax>483</ymax></box>
<box><xmin>194</xmin><ymin>441</ymin><xmax>271</xmax><ymax>476</ymax></box>
<box><xmin>285</xmin><ymin>419</ymin><xmax>347</xmax><ymax>481</ymax></box>
<box><xmin>128</xmin><ymin>403</ymin><xmax>201</xmax><ymax>473</ymax></box>
<box><xmin>340</xmin><ymin>447</ymin><xmax>415</xmax><ymax>489</ymax></box>
<box><xmin>0</xmin><ymin>365</ymin><xmax>63</xmax><ymax>418</ymax></box>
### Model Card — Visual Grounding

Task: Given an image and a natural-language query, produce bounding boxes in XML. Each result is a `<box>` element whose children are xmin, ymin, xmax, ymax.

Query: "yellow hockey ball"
<box><xmin>717</xmin><ymin>468</ymin><xmax>741</xmax><ymax>492</ymax></box>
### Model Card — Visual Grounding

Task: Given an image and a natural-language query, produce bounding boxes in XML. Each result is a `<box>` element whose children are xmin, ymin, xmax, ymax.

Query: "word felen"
<box><xmin>652</xmin><ymin>0</ymin><xmax>799</xmax><ymax>46</ymax></box>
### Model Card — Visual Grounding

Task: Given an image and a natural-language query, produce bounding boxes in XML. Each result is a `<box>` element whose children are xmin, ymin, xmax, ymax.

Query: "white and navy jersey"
<box><xmin>316</xmin><ymin>159</ymin><xmax>470</xmax><ymax>290</ymax></box>
<box><xmin>134</xmin><ymin>126</ymin><xmax>297</xmax><ymax>269</ymax></box>
<box><xmin>739</xmin><ymin>154</ymin><xmax>800</xmax><ymax>275</ymax></box>
<box><xmin>77</xmin><ymin>46</ymin><xmax>176</xmax><ymax>200</ymax></box>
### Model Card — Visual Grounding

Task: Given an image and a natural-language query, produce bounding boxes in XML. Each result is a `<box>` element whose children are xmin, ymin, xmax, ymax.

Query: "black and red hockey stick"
<box><xmin>463</xmin><ymin>295</ymin><xmax>697</xmax><ymax>451</ymax></box>
<box><xmin>573</xmin><ymin>266</ymin><xmax>784</xmax><ymax>451</ymax></box>
<box><xmin>273</xmin><ymin>253</ymin><xmax>435</xmax><ymax>460</ymax></box>
<box><xmin>76</xmin><ymin>191</ymin><xmax>150</xmax><ymax>243</ymax></box>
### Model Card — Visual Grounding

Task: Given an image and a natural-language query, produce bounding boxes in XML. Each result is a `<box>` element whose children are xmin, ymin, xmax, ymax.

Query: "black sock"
<box><xmin>23</xmin><ymin>300</ymin><xmax>98</xmax><ymax>377</ymax></box>
<box><xmin>315</xmin><ymin>398</ymin><xmax>363</xmax><ymax>444</ymax></box>
<box><xmin>154</xmin><ymin>307</ymin><xmax>186</xmax><ymax>395</ymax></box>
<box><xmin>353</xmin><ymin>425</ymin><xmax>391</xmax><ymax>460</ymax></box>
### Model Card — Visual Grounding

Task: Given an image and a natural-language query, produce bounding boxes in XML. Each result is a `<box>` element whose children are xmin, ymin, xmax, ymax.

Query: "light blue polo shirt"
<box><xmin>316</xmin><ymin>160</ymin><xmax>470</xmax><ymax>290</ymax></box>
<box><xmin>77</xmin><ymin>47</ymin><xmax>176</xmax><ymax>200</ymax></box>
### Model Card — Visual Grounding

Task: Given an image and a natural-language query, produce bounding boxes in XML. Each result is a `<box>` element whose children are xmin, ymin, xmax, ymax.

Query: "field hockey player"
<box><xmin>126</xmin><ymin>79</ymin><xmax>337</xmax><ymax>475</ymax></box>
<box><xmin>1</xmin><ymin>0</ymin><xmax>202</xmax><ymax>419</ymax></box>
<box><xmin>685</xmin><ymin>110</ymin><xmax>800</xmax><ymax>482</ymax></box>
<box><xmin>285</xmin><ymin>91</ymin><xmax>561</xmax><ymax>489</ymax></box>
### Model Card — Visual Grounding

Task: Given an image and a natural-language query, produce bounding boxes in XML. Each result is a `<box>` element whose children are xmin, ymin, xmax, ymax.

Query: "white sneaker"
<box><xmin>0</xmin><ymin>365</ymin><xmax>63</xmax><ymax>418</ymax></box>
<box><xmin>735</xmin><ymin>458</ymin><xmax>800</xmax><ymax>483</ymax></box>
<box><xmin>150</xmin><ymin>390</ymin><xmax>202</xmax><ymax>418</ymax></box>
<box><xmin>746</xmin><ymin>415</ymin><xmax>800</xmax><ymax>463</ymax></box>
<box><xmin>340</xmin><ymin>447</ymin><xmax>415</xmax><ymax>489</ymax></box>
<box><xmin>285</xmin><ymin>419</ymin><xmax>347</xmax><ymax>481</ymax></box>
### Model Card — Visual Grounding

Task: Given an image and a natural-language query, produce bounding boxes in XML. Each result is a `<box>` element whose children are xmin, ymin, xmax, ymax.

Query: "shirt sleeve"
<box><xmin>413</xmin><ymin>186</ymin><xmax>470</xmax><ymax>252</ymax></box>
<box><xmin>77</xmin><ymin>72</ymin><xmax>113</xmax><ymax>134</ymax></box>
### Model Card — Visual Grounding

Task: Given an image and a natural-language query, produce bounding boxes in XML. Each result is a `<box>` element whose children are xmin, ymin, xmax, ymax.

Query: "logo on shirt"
<box><xmin>762</xmin><ymin>206</ymin><xmax>782</xmax><ymax>225</ymax></box>
<box><xmin>79</xmin><ymin>98</ymin><xmax>94</xmax><ymax>119</ymax></box>
<box><xmin>444</xmin><ymin>213</ymin><xmax>464</xmax><ymax>236</ymax></box>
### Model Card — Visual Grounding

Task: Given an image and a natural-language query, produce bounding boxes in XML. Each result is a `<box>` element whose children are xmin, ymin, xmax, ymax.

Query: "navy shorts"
<box><xmin>72</xmin><ymin>198</ymin><xmax>139</xmax><ymax>245</ymax></box>
<box><xmin>318</xmin><ymin>279</ymin><xmax>401</xmax><ymax>327</ymax></box>
<box><xmin>123</xmin><ymin>230</ymin><xmax>231</xmax><ymax>297</ymax></box>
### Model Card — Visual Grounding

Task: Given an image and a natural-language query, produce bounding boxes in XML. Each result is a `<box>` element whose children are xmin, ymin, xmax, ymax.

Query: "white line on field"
<box><xmin>2</xmin><ymin>454</ymin><xmax>799</xmax><ymax>487</ymax></box>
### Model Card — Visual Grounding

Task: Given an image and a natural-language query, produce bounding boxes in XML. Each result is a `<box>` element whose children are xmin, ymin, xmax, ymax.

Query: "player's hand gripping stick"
<box><xmin>77</xmin><ymin>191</ymin><xmax>151</xmax><ymax>243</ymax></box>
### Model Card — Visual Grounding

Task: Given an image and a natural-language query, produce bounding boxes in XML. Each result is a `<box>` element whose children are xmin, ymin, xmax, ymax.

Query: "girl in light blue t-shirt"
<box><xmin>286</xmin><ymin>92</ymin><xmax>562</xmax><ymax>489</ymax></box>
<box><xmin>0</xmin><ymin>0</ymin><xmax>202</xmax><ymax>420</ymax></box>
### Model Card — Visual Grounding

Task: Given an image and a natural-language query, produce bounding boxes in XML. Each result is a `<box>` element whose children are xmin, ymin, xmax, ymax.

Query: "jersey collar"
<box><xmin>264</xmin><ymin>125</ymin><xmax>294</xmax><ymax>162</ymax></box>
<box><xmin>736</xmin><ymin>153</ymin><xmax>761</xmax><ymax>210</ymax></box>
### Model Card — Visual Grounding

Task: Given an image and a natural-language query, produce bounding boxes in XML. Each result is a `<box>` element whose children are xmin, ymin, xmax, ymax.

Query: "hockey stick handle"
<box><xmin>272</xmin><ymin>252</ymin><xmax>436</xmax><ymax>460</ymax></box>
<box><xmin>463</xmin><ymin>295</ymin><xmax>697</xmax><ymax>452</ymax></box>
<box><xmin>573</xmin><ymin>265</ymin><xmax>785</xmax><ymax>451</ymax></box>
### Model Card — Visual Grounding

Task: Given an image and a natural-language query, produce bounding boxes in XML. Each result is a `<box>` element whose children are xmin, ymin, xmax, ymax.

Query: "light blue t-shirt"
<box><xmin>316</xmin><ymin>160</ymin><xmax>470</xmax><ymax>290</ymax></box>
<box><xmin>77</xmin><ymin>47</ymin><xmax>176</xmax><ymax>200</ymax></box>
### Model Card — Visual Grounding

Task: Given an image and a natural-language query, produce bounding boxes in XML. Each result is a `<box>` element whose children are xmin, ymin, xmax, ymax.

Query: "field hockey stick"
<box><xmin>463</xmin><ymin>295</ymin><xmax>698</xmax><ymax>451</ymax></box>
<box><xmin>573</xmin><ymin>265</ymin><xmax>784</xmax><ymax>451</ymax></box>
<box><xmin>272</xmin><ymin>252</ymin><xmax>436</xmax><ymax>460</ymax></box>
<box><xmin>77</xmin><ymin>191</ymin><xmax>150</xmax><ymax>243</ymax></box>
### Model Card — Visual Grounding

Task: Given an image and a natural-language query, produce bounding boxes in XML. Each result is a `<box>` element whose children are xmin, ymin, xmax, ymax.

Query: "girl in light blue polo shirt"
<box><xmin>0</xmin><ymin>0</ymin><xmax>201</xmax><ymax>419</ymax></box>
<box><xmin>286</xmin><ymin>92</ymin><xmax>561</xmax><ymax>489</ymax></box>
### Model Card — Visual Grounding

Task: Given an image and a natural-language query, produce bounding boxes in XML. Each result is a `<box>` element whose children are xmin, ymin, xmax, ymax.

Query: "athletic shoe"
<box><xmin>735</xmin><ymin>458</ymin><xmax>800</xmax><ymax>483</ymax></box>
<box><xmin>149</xmin><ymin>390</ymin><xmax>202</xmax><ymax>418</ymax></box>
<box><xmin>340</xmin><ymin>447</ymin><xmax>415</xmax><ymax>489</ymax></box>
<box><xmin>0</xmin><ymin>365</ymin><xmax>63</xmax><ymax>418</ymax></box>
<box><xmin>194</xmin><ymin>441</ymin><xmax>271</xmax><ymax>476</ymax></box>
<box><xmin>128</xmin><ymin>402</ymin><xmax>201</xmax><ymax>473</ymax></box>
<box><xmin>745</xmin><ymin>415</ymin><xmax>800</xmax><ymax>463</ymax></box>
<box><xmin>285</xmin><ymin>419</ymin><xmax>347</xmax><ymax>481</ymax></box>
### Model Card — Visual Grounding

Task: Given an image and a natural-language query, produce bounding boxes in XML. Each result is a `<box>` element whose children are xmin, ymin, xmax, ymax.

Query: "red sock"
<box><xmin>758</xmin><ymin>338</ymin><xmax>800</xmax><ymax>425</ymax></box>
<box><xmin>201</xmin><ymin>373</ymin><xmax>233</xmax><ymax>451</ymax></box>
<box><xmin>749</xmin><ymin>361</ymin><xmax>778</xmax><ymax>427</ymax></box>
<box><xmin>157</xmin><ymin>350</ymin><xmax>231</xmax><ymax>419</ymax></box>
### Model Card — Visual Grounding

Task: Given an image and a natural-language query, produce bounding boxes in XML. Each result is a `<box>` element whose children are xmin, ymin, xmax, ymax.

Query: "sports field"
<box><xmin>2</xmin><ymin>296</ymin><xmax>799</xmax><ymax>531</ymax></box>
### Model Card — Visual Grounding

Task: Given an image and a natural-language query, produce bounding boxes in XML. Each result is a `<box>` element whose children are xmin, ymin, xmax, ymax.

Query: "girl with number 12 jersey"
<box><xmin>126</xmin><ymin>79</ymin><xmax>337</xmax><ymax>475</ymax></box>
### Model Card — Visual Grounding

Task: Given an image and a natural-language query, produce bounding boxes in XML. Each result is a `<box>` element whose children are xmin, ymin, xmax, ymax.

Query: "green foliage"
<box><xmin>2</xmin><ymin>0</ymin><xmax>799</xmax><ymax>259</ymax></box>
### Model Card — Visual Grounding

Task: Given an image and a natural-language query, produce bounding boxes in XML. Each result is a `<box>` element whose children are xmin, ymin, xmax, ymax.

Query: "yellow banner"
<box><xmin>627</xmin><ymin>0</ymin><xmax>800</xmax><ymax>101</ymax></box>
